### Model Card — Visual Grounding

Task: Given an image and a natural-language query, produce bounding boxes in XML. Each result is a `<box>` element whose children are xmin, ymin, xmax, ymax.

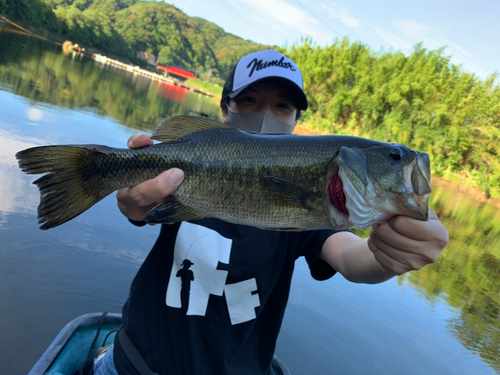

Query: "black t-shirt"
<box><xmin>114</xmin><ymin>219</ymin><xmax>339</xmax><ymax>375</ymax></box>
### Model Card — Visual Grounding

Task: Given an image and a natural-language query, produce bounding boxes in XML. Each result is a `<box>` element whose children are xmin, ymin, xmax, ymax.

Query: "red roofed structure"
<box><xmin>158</xmin><ymin>65</ymin><xmax>195</xmax><ymax>81</ymax></box>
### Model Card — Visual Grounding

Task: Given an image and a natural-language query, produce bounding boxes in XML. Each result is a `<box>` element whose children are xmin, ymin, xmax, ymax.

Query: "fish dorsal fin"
<box><xmin>152</xmin><ymin>116</ymin><xmax>235</xmax><ymax>142</ymax></box>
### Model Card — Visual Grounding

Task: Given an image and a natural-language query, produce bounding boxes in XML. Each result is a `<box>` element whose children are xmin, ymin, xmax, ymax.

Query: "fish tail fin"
<box><xmin>16</xmin><ymin>145</ymin><xmax>112</xmax><ymax>230</ymax></box>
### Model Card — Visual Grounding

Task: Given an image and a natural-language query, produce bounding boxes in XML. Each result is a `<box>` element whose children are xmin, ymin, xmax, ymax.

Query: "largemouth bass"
<box><xmin>16</xmin><ymin>116</ymin><xmax>432</xmax><ymax>231</ymax></box>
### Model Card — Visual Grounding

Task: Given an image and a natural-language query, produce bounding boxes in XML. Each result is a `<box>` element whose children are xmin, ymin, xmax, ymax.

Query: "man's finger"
<box><xmin>128</xmin><ymin>133</ymin><xmax>154</xmax><ymax>149</ymax></box>
<box><xmin>119</xmin><ymin>169</ymin><xmax>184</xmax><ymax>207</ymax></box>
<box><xmin>384</xmin><ymin>208</ymin><xmax>442</xmax><ymax>242</ymax></box>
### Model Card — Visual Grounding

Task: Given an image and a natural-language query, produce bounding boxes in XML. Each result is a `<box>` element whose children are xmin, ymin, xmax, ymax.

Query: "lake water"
<box><xmin>1</xmin><ymin>31</ymin><xmax>500</xmax><ymax>375</ymax></box>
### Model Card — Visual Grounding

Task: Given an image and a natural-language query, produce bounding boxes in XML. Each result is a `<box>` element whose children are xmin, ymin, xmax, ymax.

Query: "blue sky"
<box><xmin>165</xmin><ymin>0</ymin><xmax>498</xmax><ymax>80</ymax></box>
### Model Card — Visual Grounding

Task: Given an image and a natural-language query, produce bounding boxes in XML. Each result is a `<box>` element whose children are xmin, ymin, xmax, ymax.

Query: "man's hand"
<box><xmin>116</xmin><ymin>133</ymin><xmax>184</xmax><ymax>222</ymax></box>
<box><xmin>367</xmin><ymin>208</ymin><xmax>449</xmax><ymax>275</ymax></box>
<box><xmin>321</xmin><ymin>207</ymin><xmax>448</xmax><ymax>284</ymax></box>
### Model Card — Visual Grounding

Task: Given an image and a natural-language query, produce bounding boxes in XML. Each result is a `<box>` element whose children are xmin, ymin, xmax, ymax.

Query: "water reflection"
<box><xmin>0</xmin><ymin>31</ymin><xmax>221</xmax><ymax>133</ymax></box>
<box><xmin>400</xmin><ymin>187</ymin><xmax>500</xmax><ymax>372</ymax></box>
<box><xmin>0</xmin><ymin>127</ymin><xmax>44</xmax><ymax>215</ymax></box>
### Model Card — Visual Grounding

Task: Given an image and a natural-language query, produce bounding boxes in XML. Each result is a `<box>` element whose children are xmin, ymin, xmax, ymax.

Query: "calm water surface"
<box><xmin>1</xmin><ymin>32</ymin><xmax>500</xmax><ymax>375</ymax></box>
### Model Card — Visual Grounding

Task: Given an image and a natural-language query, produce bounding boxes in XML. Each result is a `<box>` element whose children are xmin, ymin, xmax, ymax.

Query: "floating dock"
<box><xmin>92</xmin><ymin>53</ymin><xmax>212</xmax><ymax>97</ymax></box>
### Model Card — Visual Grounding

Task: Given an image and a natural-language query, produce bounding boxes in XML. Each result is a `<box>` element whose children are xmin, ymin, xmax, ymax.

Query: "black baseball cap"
<box><xmin>221</xmin><ymin>49</ymin><xmax>308</xmax><ymax>110</ymax></box>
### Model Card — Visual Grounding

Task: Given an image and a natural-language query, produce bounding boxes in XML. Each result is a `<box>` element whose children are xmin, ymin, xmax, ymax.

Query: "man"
<box><xmin>96</xmin><ymin>50</ymin><xmax>448</xmax><ymax>375</ymax></box>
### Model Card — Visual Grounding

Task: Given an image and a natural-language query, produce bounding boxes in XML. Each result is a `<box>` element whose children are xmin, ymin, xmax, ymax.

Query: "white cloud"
<box><xmin>393</xmin><ymin>19</ymin><xmax>429</xmax><ymax>39</ymax></box>
<box><xmin>393</xmin><ymin>19</ymin><xmax>443</xmax><ymax>50</ymax></box>
<box><xmin>336</xmin><ymin>9</ymin><xmax>361</xmax><ymax>28</ymax></box>
<box><xmin>240</xmin><ymin>0</ymin><xmax>318</xmax><ymax>30</ymax></box>
<box><xmin>238</xmin><ymin>0</ymin><xmax>336</xmax><ymax>45</ymax></box>
<box><xmin>318</xmin><ymin>2</ymin><xmax>361</xmax><ymax>28</ymax></box>
<box><xmin>0</xmin><ymin>127</ymin><xmax>45</xmax><ymax>214</ymax></box>
<box><xmin>27</xmin><ymin>107</ymin><xmax>44</xmax><ymax>122</ymax></box>
<box><xmin>391</xmin><ymin>19</ymin><xmax>489</xmax><ymax>78</ymax></box>
<box><xmin>373</xmin><ymin>26</ymin><xmax>412</xmax><ymax>52</ymax></box>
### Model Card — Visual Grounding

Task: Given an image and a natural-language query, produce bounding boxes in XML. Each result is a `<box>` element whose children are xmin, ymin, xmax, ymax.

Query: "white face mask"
<box><xmin>226</xmin><ymin>105</ymin><xmax>295</xmax><ymax>134</ymax></box>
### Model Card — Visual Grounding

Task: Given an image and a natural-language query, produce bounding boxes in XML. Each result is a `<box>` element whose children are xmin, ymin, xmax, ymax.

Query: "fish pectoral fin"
<box><xmin>143</xmin><ymin>196</ymin><xmax>207</xmax><ymax>224</ymax></box>
<box><xmin>152</xmin><ymin>116</ymin><xmax>236</xmax><ymax>142</ymax></box>
<box><xmin>262</xmin><ymin>176</ymin><xmax>319</xmax><ymax>210</ymax></box>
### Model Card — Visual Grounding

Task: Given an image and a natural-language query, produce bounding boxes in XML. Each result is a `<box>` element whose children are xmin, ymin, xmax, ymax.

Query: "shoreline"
<box><xmin>0</xmin><ymin>18</ymin><xmax>216</xmax><ymax>98</ymax></box>
<box><xmin>294</xmin><ymin>123</ymin><xmax>500</xmax><ymax>209</ymax></box>
<box><xmin>430</xmin><ymin>176</ymin><xmax>500</xmax><ymax>209</ymax></box>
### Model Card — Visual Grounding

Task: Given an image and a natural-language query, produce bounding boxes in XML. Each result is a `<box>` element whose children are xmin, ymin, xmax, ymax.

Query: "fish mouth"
<box><xmin>328</xmin><ymin>171</ymin><xmax>349</xmax><ymax>216</ymax></box>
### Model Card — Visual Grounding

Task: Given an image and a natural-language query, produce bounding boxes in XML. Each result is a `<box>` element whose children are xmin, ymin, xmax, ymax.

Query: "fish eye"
<box><xmin>390</xmin><ymin>147</ymin><xmax>403</xmax><ymax>161</ymax></box>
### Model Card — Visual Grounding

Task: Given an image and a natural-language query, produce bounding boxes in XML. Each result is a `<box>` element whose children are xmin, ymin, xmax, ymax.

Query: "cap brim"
<box><xmin>228</xmin><ymin>77</ymin><xmax>308</xmax><ymax>110</ymax></box>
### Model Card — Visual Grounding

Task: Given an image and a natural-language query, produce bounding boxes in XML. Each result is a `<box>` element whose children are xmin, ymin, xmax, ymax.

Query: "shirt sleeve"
<box><xmin>128</xmin><ymin>218</ymin><xmax>148</xmax><ymax>227</ymax></box>
<box><xmin>297</xmin><ymin>229</ymin><xmax>352</xmax><ymax>281</ymax></box>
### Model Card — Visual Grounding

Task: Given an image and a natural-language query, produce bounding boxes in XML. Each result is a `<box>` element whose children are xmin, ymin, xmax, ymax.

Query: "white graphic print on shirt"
<box><xmin>165</xmin><ymin>222</ymin><xmax>260</xmax><ymax>325</ymax></box>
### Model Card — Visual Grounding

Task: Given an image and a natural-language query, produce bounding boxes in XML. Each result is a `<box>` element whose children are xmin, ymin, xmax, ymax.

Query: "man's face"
<box><xmin>222</xmin><ymin>82</ymin><xmax>298</xmax><ymax>127</ymax></box>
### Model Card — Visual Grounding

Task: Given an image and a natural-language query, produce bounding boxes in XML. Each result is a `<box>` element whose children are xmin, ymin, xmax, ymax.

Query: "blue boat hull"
<box><xmin>29</xmin><ymin>313</ymin><xmax>121</xmax><ymax>375</ymax></box>
<box><xmin>29</xmin><ymin>312</ymin><xmax>290</xmax><ymax>375</ymax></box>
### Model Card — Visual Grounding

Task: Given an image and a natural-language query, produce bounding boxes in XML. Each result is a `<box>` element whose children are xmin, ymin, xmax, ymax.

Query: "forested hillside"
<box><xmin>0</xmin><ymin>0</ymin><xmax>270</xmax><ymax>83</ymax></box>
<box><xmin>1</xmin><ymin>0</ymin><xmax>499</xmax><ymax>197</ymax></box>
